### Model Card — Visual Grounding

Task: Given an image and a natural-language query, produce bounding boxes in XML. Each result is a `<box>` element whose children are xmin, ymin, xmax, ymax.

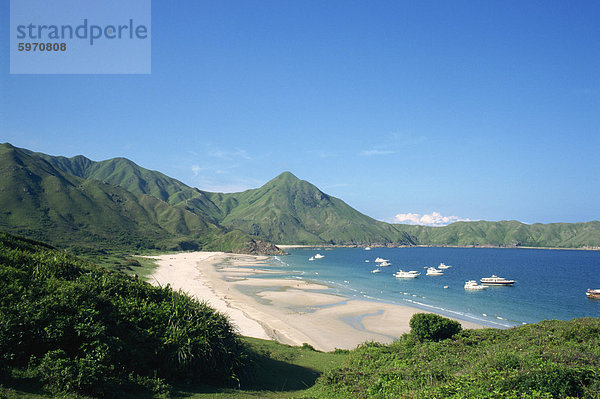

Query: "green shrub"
<box><xmin>500</xmin><ymin>361</ymin><xmax>597</xmax><ymax>398</ymax></box>
<box><xmin>310</xmin><ymin>317</ymin><xmax>600</xmax><ymax>398</ymax></box>
<box><xmin>409</xmin><ymin>313</ymin><xmax>462</xmax><ymax>342</ymax></box>
<box><xmin>0</xmin><ymin>231</ymin><xmax>248</xmax><ymax>397</ymax></box>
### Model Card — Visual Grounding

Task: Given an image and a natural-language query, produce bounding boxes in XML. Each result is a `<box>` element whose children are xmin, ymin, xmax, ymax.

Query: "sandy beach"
<box><xmin>148</xmin><ymin>252</ymin><xmax>484</xmax><ymax>352</ymax></box>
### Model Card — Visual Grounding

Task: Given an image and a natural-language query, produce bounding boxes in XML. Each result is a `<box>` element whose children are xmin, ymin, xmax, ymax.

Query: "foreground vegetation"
<box><xmin>2</xmin><ymin>231</ymin><xmax>599</xmax><ymax>398</ymax></box>
<box><xmin>0</xmin><ymin>232</ymin><xmax>248</xmax><ymax>397</ymax></box>
<box><xmin>307</xmin><ymin>317</ymin><xmax>600</xmax><ymax>398</ymax></box>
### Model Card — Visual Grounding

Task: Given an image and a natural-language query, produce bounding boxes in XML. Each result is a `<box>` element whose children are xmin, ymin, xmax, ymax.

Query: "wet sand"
<box><xmin>147</xmin><ymin>252</ymin><xmax>484</xmax><ymax>351</ymax></box>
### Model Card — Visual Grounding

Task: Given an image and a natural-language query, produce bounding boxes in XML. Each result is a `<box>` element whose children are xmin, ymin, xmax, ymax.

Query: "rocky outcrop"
<box><xmin>237</xmin><ymin>239</ymin><xmax>287</xmax><ymax>255</ymax></box>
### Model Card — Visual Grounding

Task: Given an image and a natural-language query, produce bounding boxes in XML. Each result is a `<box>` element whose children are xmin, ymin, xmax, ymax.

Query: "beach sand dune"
<box><xmin>148</xmin><ymin>252</ymin><xmax>483</xmax><ymax>352</ymax></box>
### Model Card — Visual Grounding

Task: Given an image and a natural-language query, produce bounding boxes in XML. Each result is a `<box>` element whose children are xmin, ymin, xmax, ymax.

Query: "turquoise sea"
<box><xmin>257</xmin><ymin>247</ymin><xmax>600</xmax><ymax>328</ymax></box>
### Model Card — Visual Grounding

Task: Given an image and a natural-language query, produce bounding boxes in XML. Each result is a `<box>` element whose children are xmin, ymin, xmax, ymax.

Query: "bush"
<box><xmin>0</xmin><ymin>231</ymin><xmax>248</xmax><ymax>397</ymax></box>
<box><xmin>409</xmin><ymin>313</ymin><xmax>462</xmax><ymax>342</ymax></box>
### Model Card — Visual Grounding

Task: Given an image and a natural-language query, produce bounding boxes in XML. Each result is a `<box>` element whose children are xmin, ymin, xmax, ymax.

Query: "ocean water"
<box><xmin>255</xmin><ymin>247</ymin><xmax>600</xmax><ymax>328</ymax></box>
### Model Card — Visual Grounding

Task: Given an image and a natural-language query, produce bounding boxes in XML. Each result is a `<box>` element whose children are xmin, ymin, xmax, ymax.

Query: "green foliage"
<box><xmin>0</xmin><ymin>231</ymin><xmax>248</xmax><ymax>397</ymax></box>
<box><xmin>409</xmin><ymin>313</ymin><xmax>462</xmax><ymax>342</ymax></box>
<box><xmin>308</xmin><ymin>319</ymin><xmax>600</xmax><ymax>398</ymax></box>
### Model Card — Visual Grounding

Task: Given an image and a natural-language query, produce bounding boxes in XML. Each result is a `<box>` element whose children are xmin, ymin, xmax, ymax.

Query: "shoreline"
<box><xmin>277</xmin><ymin>244</ymin><xmax>600</xmax><ymax>251</ymax></box>
<box><xmin>147</xmin><ymin>251</ymin><xmax>484</xmax><ymax>352</ymax></box>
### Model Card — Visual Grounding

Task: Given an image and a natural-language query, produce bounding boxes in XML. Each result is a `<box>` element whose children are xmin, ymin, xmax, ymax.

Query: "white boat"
<box><xmin>480</xmin><ymin>275</ymin><xmax>515</xmax><ymax>285</ymax></box>
<box><xmin>394</xmin><ymin>270</ymin><xmax>420</xmax><ymax>278</ymax></box>
<box><xmin>426</xmin><ymin>267</ymin><xmax>444</xmax><ymax>276</ymax></box>
<box><xmin>374</xmin><ymin>257</ymin><xmax>389</xmax><ymax>263</ymax></box>
<box><xmin>464</xmin><ymin>280</ymin><xmax>487</xmax><ymax>290</ymax></box>
<box><xmin>365</xmin><ymin>260</ymin><xmax>370</xmax><ymax>263</ymax></box>
<box><xmin>371</xmin><ymin>269</ymin><xmax>381</xmax><ymax>273</ymax></box>
<box><xmin>308</xmin><ymin>257</ymin><xmax>315</xmax><ymax>261</ymax></box>
<box><xmin>586</xmin><ymin>289</ymin><xmax>600</xmax><ymax>299</ymax></box>
<box><xmin>379</xmin><ymin>261</ymin><xmax>392</xmax><ymax>267</ymax></box>
<box><xmin>438</xmin><ymin>263</ymin><xmax>452</xmax><ymax>269</ymax></box>
<box><xmin>364</xmin><ymin>247</ymin><xmax>371</xmax><ymax>251</ymax></box>
<box><xmin>314</xmin><ymin>253</ymin><xmax>324</xmax><ymax>259</ymax></box>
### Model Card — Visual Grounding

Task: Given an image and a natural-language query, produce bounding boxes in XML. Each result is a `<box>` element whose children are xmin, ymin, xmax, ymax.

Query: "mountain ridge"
<box><xmin>2</xmin><ymin>143</ymin><xmax>599</xmax><ymax>250</ymax></box>
<box><xmin>0</xmin><ymin>143</ymin><xmax>282</xmax><ymax>255</ymax></box>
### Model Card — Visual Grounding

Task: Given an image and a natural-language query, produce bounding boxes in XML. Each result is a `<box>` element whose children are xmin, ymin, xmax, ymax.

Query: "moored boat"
<box><xmin>371</xmin><ymin>269</ymin><xmax>381</xmax><ymax>273</ymax></box>
<box><xmin>464</xmin><ymin>280</ymin><xmax>487</xmax><ymax>290</ymax></box>
<box><xmin>375</xmin><ymin>257</ymin><xmax>389</xmax><ymax>263</ymax></box>
<box><xmin>480</xmin><ymin>275</ymin><xmax>515</xmax><ymax>285</ymax></box>
<box><xmin>394</xmin><ymin>270</ymin><xmax>420</xmax><ymax>278</ymax></box>
<box><xmin>314</xmin><ymin>253</ymin><xmax>324</xmax><ymax>259</ymax></box>
<box><xmin>426</xmin><ymin>267</ymin><xmax>444</xmax><ymax>276</ymax></box>
<box><xmin>586</xmin><ymin>289</ymin><xmax>600</xmax><ymax>299</ymax></box>
<box><xmin>379</xmin><ymin>261</ymin><xmax>392</xmax><ymax>267</ymax></box>
<box><xmin>438</xmin><ymin>263</ymin><xmax>452</xmax><ymax>269</ymax></box>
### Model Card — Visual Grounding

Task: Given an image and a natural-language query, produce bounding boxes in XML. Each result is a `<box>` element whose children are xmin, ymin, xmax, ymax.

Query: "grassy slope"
<box><xmin>206</xmin><ymin>172</ymin><xmax>413</xmax><ymax>245</ymax></box>
<box><xmin>0</xmin><ymin>144</ymin><xmax>253</xmax><ymax>254</ymax></box>
<box><xmin>32</xmin><ymin>148</ymin><xmax>226</xmax><ymax>222</ymax></box>
<box><xmin>8</xmin><ymin>143</ymin><xmax>600</xmax><ymax>249</ymax></box>
<box><xmin>398</xmin><ymin>220</ymin><xmax>600</xmax><ymax>248</ymax></box>
<box><xmin>307</xmin><ymin>318</ymin><xmax>600</xmax><ymax>398</ymax></box>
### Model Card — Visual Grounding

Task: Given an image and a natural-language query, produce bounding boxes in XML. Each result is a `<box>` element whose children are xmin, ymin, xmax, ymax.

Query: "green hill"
<box><xmin>33</xmin><ymin>150</ymin><xmax>193</xmax><ymax>203</ymax></box>
<box><xmin>397</xmin><ymin>220</ymin><xmax>600</xmax><ymax>249</ymax></box>
<box><xmin>30</xmin><ymin>148</ymin><xmax>229</xmax><ymax>223</ymax></box>
<box><xmin>0</xmin><ymin>143</ymin><xmax>274</xmax><ymax>254</ymax></box>
<box><xmin>205</xmin><ymin>172</ymin><xmax>414</xmax><ymax>245</ymax></box>
<box><xmin>29</xmin><ymin>148</ymin><xmax>414</xmax><ymax>245</ymax></box>
<box><xmin>4</xmin><ymin>143</ymin><xmax>600</xmax><ymax>250</ymax></box>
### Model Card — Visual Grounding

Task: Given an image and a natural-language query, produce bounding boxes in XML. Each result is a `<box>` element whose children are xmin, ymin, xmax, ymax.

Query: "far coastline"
<box><xmin>277</xmin><ymin>244</ymin><xmax>600</xmax><ymax>251</ymax></box>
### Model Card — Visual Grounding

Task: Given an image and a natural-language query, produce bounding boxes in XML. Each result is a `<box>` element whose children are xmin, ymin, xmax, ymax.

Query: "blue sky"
<box><xmin>1</xmin><ymin>1</ymin><xmax>599</xmax><ymax>225</ymax></box>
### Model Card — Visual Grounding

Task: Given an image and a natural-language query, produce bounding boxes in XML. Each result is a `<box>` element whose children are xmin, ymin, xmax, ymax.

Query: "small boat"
<box><xmin>586</xmin><ymin>289</ymin><xmax>600</xmax><ymax>299</ymax></box>
<box><xmin>480</xmin><ymin>275</ymin><xmax>515</xmax><ymax>285</ymax></box>
<box><xmin>365</xmin><ymin>260</ymin><xmax>370</xmax><ymax>263</ymax></box>
<box><xmin>379</xmin><ymin>261</ymin><xmax>392</xmax><ymax>267</ymax></box>
<box><xmin>314</xmin><ymin>253</ymin><xmax>324</xmax><ymax>259</ymax></box>
<box><xmin>308</xmin><ymin>257</ymin><xmax>315</xmax><ymax>261</ymax></box>
<box><xmin>365</xmin><ymin>247</ymin><xmax>371</xmax><ymax>251</ymax></box>
<box><xmin>438</xmin><ymin>263</ymin><xmax>452</xmax><ymax>269</ymax></box>
<box><xmin>371</xmin><ymin>269</ymin><xmax>381</xmax><ymax>273</ymax></box>
<box><xmin>394</xmin><ymin>270</ymin><xmax>420</xmax><ymax>278</ymax></box>
<box><xmin>464</xmin><ymin>280</ymin><xmax>487</xmax><ymax>290</ymax></box>
<box><xmin>426</xmin><ymin>267</ymin><xmax>444</xmax><ymax>276</ymax></box>
<box><xmin>374</xmin><ymin>257</ymin><xmax>389</xmax><ymax>263</ymax></box>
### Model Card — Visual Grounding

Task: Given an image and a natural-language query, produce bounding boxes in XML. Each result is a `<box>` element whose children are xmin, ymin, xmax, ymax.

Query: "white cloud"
<box><xmin>361</xmin><ymin>149</ymin><xmax>396</xmax><ymax>156</ymax></box>
<box><xmin>191</xmin><ymin>165</ymin><xmax>202</xmax><ymax>176</ymax></box>
<box><xmin>393</xmin><ymin>212</ymin><xmax>471</xmax><ymax>227</ymax></box>
<box><xmin>209</xmin><ymin>148</ymin><xmax>251</xmax><ymax>160</ymax></box>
